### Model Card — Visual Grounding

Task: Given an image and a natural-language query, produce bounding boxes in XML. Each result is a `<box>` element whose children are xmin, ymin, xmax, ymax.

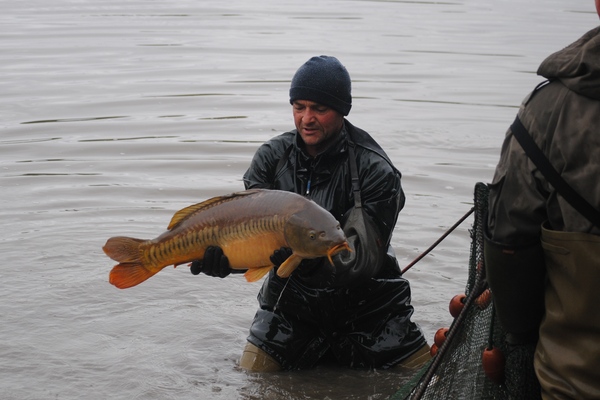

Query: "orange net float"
<box><xmin>475</xmin><ymin>288</ymin><xmax>492</xmax><ymax>309</ymax></box>
<box><xmin>429</xmin><ymin>343</ymin><xmax>438</xmax><ymax>357</ymax></box>
<box><xmin>434</xmin><ymin>327</ymin><xmax>449</xmax><ymax>348</ymax></box>
<box><xmin>449</xmin><ymin>293</ymin><xmax>466</xmax><ymax>318</ymax></box>
<box><xmin>482</xmin><ymin>346</ymin><xmax>506</xmax><ymax>384</ymax></box>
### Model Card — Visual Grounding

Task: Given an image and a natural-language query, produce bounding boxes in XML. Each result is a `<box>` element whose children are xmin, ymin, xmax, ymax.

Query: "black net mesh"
<box><xmin>390</xmin><ymin>182</ymin><xmax>541</xmax><ymax>400</ymax></box>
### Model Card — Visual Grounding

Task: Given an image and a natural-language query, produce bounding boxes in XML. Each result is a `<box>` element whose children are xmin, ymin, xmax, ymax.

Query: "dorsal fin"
<box><xmin>167</xmin><ymin>189</ymin><xmax>264</xmax><ymax>230</ymax></box>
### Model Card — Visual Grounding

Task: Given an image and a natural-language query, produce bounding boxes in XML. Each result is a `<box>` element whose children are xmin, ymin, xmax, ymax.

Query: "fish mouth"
<box><xmin>326</xmin><ymin>241</ymin><xmax>352</xmax><ymax>264</ymax></box>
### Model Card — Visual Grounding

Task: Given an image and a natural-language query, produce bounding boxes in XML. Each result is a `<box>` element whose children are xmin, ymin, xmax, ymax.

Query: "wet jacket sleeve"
<box><xmin>487</xmin><ymin>107</ymin><xmax>549</xmax><ymax>245</ymax></box>
<box><xmin>329</xmin><ymin>206</ymin><xmax>386</xmax><ymax>285</ymax></box>
<box><xmin>243</xmin><ymin>134</ymin><xmax>292</xmax><ymax>190</ymax></box>
<box><xmin>329</xmin><ymin>149</ymin><xmax>404</xmax><ymax>285</ymax></box>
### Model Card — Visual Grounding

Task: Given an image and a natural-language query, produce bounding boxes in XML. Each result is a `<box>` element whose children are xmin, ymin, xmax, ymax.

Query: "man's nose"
<box><xmin>302</xmin><ymin>109</ymin><xmax>316</xmax><ymax>122</ymax></box>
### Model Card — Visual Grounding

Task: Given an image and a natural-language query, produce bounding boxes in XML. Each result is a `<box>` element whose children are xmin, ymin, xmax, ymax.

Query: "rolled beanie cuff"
<box><xmin>289</xmin><ymin>86</ymin><xmax>352</xmax><ymax>116</ymax></box>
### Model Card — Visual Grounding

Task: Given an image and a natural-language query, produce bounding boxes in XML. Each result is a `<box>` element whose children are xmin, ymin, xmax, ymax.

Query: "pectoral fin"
<box><xmin>276</xmin><ymin>254</ymin><xmax>303</xmax><ymax>278</ymax></box>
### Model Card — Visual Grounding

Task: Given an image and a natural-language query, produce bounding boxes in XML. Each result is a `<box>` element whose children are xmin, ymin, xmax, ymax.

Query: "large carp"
<box><xmin>103</xmin><ymin>189</ymin><xmax>350</xmax><ymax>289</ymax></box>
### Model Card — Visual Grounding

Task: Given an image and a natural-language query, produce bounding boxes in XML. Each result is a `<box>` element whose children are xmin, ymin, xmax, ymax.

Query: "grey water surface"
<box><xmin>0</xmin><ymin>1</ymin><xmax>593</xmax><ymax>399</ymax></box>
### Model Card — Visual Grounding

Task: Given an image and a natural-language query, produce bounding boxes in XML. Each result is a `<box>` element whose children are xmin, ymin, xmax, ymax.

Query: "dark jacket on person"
<box><xmin>242</xmin><ymin>120</ymin><xmax>426</xmax><ymax>370</ymax></box>
<box><xmin>488</xmin><ymin>26</ymin><xmax>600</xmax><ymax>242</ymax></box>
<box><xmin>487</xmin><ymin>26</ymin><xmax>600</xmax><ymax>400</ymax></box>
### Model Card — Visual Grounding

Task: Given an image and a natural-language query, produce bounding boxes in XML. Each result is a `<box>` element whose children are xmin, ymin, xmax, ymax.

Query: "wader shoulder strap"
<box><xmin>346</xmin><ymin>136</ymin><xmax>363</xmax><ymax>208</ymax></box>
<box><xmin>511</xmin><ymin>115</ymin><xmax>600</xmax><ymax>228</ymax></box>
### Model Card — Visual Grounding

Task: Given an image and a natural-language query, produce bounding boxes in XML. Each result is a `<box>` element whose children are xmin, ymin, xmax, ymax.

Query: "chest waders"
<box><xmin>239</xmin><ymin>136</ymin><xmax>379</xmax><ymax>373</ymax></box>
<box><xmin>537</xmin><ymin>227</ymin><xmax>600</xmax><ymax>400</ymax></box>
<box><xmin>242</xmin><ymin>131</ymin><xmax>427</xmax><ymax>371</ymax></box>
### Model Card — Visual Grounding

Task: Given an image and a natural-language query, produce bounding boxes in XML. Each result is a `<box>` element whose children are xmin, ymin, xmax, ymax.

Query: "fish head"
<box><xmin>283</xmin><ymin>205</ymin><xmax>349</xmax><ymax>261</ymax></box>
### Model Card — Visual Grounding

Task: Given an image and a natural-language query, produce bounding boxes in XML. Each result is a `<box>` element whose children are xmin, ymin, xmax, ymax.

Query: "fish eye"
<box><xmin>309</xmin><ymin>231</ymin><xmax>316</xmax><ymax>240</ymax></box>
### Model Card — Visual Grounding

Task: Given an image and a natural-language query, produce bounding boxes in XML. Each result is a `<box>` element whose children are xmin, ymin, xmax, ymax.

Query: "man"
<box><xmin>485</xmin><ymin>3</ymin><xmax>600</xmax><ymax>399</ymax></box>
<box><xmin>192</xmin><ymin>55</ymin><xmax>429</xmax><ymax>372</ymax></box>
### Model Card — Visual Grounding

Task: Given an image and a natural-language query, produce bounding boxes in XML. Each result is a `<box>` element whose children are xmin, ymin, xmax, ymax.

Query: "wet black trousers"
<box><xmin>247</xmin><ymin>271</ymin><xmax>427</xmax><ymax>370</ymax></box>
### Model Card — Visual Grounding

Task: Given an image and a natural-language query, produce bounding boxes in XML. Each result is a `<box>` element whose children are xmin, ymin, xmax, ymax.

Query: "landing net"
<box><xmin>391</xmin><ymin>182</ymin><xmax>540</xmax><ymax>400</ymax></box>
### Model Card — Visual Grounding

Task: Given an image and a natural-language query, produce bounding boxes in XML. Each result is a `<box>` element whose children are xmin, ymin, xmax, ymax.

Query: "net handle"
<box><xmin>402</xmin><ymin>207</ymin><xmax>474</xmax><ymax>274</ymax></box>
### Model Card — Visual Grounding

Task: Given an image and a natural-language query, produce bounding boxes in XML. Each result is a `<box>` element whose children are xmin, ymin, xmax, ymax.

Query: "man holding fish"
<box><xmin>190</xmin><ymin>55</ymin><xmax>430</xmax><ymax>372</ymax></box>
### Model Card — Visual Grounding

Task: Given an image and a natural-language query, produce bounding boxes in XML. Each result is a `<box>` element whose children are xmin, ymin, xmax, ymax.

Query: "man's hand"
<box><xmin>190</xmin><ymin>246</ymin><xmax>232</xmax><ymax>278</ymax></box>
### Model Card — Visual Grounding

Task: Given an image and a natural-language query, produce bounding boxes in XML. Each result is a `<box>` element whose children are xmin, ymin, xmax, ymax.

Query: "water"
<box><xmin>0</xmin><ymin>1</ymin><xmax>594</xmax><ymax>399</ymax></box>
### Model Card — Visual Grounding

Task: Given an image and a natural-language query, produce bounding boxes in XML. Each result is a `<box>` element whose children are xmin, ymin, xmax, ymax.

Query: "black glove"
<box><xmin>269</xmin><ymin>247</ymin><xmax>293</xmax><ymax>267</ymax></box>
<box><xmin>190</xmin><ymin>246</ymin><xmax>232</xmax><ymax>278</ymax></box>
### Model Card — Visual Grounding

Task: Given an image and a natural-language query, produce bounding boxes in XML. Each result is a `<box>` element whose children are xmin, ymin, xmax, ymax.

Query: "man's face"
<box><xmin>292</xmin><ymin>100</ymin><xmax>344</xmax><ymax>157</ymax></box>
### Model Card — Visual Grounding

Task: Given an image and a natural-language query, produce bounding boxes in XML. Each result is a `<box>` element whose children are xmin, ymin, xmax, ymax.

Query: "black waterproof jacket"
<box><xmin>242</xmin><ymin>120</ymin><xmax>426</xmax><ymax>370</ymax></box>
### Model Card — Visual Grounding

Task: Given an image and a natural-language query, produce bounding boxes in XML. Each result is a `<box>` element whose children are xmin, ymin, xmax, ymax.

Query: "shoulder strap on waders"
<box><xmin>346</xmin><ymin>139</ymin><xmax>363</xmax><ymax>208</ymax></box>
<box><xmin>331</xmin><ymin>130</ymin><xmax>386</xmax><ymax>285</ymax></box>
<box><xmin>511</xmin><ymin>115</ymin><xmax>600</xmax><ymax>228</ymax></box>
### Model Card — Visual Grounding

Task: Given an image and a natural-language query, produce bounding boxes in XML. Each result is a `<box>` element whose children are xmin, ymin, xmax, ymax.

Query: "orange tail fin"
<box><xmin>102</xmin><ymin>236</ymin><xmax>145</xmax><ymax>263</ymax></box>
<box><xmin>109</xmin><ymin>262</ymin><xmax>159</xmax><ymax>289</ymax></box>
<box><xmin>103</xmin><ymin>236</ymin><xmax>156</xmax><ymax>289</ymax></box>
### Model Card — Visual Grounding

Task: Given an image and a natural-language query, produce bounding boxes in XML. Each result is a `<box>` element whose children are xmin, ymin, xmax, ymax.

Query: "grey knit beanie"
<box><xmin>289</xmin><ymin>55</ymin><xmax>352</xmax><ymax>116</ymax></box>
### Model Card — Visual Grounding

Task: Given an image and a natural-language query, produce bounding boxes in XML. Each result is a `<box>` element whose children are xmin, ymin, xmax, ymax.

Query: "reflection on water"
<box><xmin>0</xmin><ymin>0</ymin><xmax>594</xmax><ymax>398</ymax></box>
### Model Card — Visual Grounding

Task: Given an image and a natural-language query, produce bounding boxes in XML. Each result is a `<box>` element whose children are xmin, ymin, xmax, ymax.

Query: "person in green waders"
<box><xmin>485</xmin><ymin>2</ymin><xmax>600</xmax><ymax>398</ymax></box>
<box><xmin>191</xmin><ymin>55</ymin><xmax>431</xmax><ymax>372</ymax></box>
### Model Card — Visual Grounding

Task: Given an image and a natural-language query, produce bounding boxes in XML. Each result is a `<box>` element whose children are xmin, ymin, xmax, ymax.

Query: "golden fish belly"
<box><xmin>142</xmin><ymin>215</ymin><xmax>287</xmax><ymax>270</ymax></box>
<box><xmin>221</xmin><ymin>232</ymin><xmax>287</xmax><ymax>268</ymax></box>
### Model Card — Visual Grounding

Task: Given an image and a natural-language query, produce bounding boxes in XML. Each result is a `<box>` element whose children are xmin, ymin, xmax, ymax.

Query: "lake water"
<box><xmin>0</xmin><ymin>1</ymin><xmax>594</xmax><ymax>399</ymax></box>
